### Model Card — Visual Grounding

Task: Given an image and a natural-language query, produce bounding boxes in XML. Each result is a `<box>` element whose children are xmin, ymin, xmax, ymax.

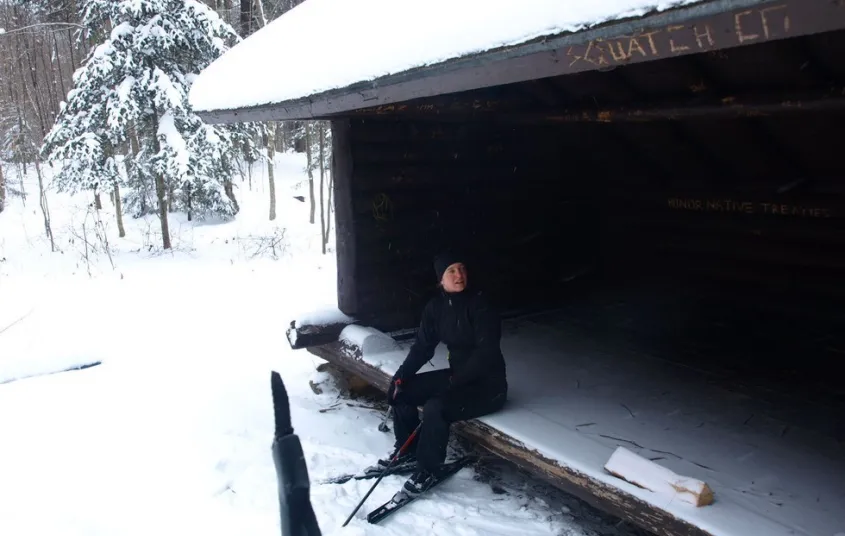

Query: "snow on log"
<box><xmin>604</xmin><ymin>447</ymin><xmax>714</xmax><ymax>507</ymax></box>
<box><xmin>338</xmin><ymin>325</ymin><xmax>403</xmax><ymax>361</ymax></box>
<box><xmin>285</xmin><ymin>308</ymin><xmax>355</xmax><ymax>350</ymax></box>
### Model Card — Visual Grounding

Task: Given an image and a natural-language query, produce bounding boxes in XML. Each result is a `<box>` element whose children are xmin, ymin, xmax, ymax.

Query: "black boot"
<box><xmin>364</xmin><ymin>449</ymin><xmax>417</xmax><ymax>474</ymax></box>
<box><xmin>401</xmin><ymin>467</ymin><xmax>440</xmax><ymax>497</ymax></box>
<box><xmin>378</xmin><ymin>449</ymin><xmax>416</xmax><ymax>469</ymax></box>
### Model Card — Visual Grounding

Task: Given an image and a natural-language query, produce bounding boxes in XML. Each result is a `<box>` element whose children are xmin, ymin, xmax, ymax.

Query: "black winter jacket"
<box><xmin>396</xmin><ymin>288</ymin><xmax>507</xmax><ymax>395</ymax></box>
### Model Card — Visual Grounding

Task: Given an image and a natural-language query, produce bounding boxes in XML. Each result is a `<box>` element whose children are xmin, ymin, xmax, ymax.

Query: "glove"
<box><xmin>386</xmin><ymin>370</ymin><xmax>404</xmax><ymax>404</ymax></box>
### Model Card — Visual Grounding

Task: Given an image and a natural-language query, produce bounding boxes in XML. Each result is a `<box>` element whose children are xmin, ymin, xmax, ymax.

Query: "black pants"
<box><xmin>390</xmin><ymin>369</ymin><xmax>506</xmax><ymax>472</ymax></box>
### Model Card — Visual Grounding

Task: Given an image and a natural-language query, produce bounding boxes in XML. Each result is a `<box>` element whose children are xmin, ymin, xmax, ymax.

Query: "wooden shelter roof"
<box><xmin>192</xmin><ymin>0</ymin><xmax>845</xmax><ymax>124</ymax></box>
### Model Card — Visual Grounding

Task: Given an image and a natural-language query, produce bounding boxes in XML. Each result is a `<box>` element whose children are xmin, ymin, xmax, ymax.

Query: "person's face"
<box><xmin>441</xmin><ymin>262</ymin><xmax>467</xmax><ymax>293</ymax></box>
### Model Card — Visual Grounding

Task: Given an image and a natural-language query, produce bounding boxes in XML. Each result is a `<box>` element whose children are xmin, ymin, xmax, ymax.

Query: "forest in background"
<box><xmin>0</xmin><ymin>0</ymin><xmax>334</xmax><ymax>254</ymax></box>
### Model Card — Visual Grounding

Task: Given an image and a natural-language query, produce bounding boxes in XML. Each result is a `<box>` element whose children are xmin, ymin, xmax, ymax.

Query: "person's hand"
<box><xmin>387</xmin><ymin>370</ymin><xmax>404</xmax><ymax>404</ymax></box>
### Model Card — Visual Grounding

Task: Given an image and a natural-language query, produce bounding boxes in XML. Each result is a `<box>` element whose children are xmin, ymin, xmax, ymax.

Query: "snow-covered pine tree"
<box><xmin>41</xmin><ymin>0</ymin><xmax>264</xmax><ymax>249</ymax></box>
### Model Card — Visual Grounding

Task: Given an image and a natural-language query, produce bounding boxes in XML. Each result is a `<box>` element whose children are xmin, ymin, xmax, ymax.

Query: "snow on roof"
<box><xmin>189</xmin><ymin>0</ymin><xmax>710</xmax><ymax>114</ymax></box>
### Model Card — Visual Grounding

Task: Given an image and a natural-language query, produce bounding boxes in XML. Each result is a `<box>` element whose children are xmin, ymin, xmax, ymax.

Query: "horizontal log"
<box><xmin>599</xmin><ymin>191</ymin><xmax>845</xmax><ymax>220</ymax></box>
<box><xmin>351</xmin><ymin>89</ymin><xmax>845</xmax><ymax>123</ymax></box>
<box><xmin>349</xmin><ymin>185</ymin><xmax>582</xmax><ymax>219</ymax></box>
<box><xmin>613</xmin><ymin>238</ymin><xmax>845</xmax><ymax>272</ymax></box>
<box><xmin>602</xmin><ymin>252</ymin><xmax>845</xmax><ymax>295</ymax></box>
<box><xmin>348</xmin><ymin>92</ymin><xmax>534</xmax><ymax>118</ymax></box>
<box><xmin>349</xmin><ymin>119</ymin><xmax>480</xmax><ymax>144</ymax></box>
<box><xmin>350</xmin><ymin>163</ymin><xmax>583</xmax><ymax>192</ymax></box>
<box><xmin>350</xmin><ymin>221</ymin><xmax>587</xmax><ymax>269</ymax></box>
<box><xmin>350</xmin><ymin>261</ymin><xmax>595</xmax><ymax>320</ymax></box>
<box><xmin>603</xmin><ymin>221</ymin><xmax>845</xmax><ymax>254</ymax></box>
<box><xmin>351</xmin><ymin>144</ymin><xmax>559</xmax><ymax>167</ymax></box>
<box><xmin>605</xmin><ymin>219</ymin><xmax>845</xmax><ymax>249</ymax></box>
<box><xmin>350</xmin><ymin>127</ymin><xmax>561</xmax><ymax>153</ymax></box>
<box><xmin>286</xmin><ymin>319</ymin><xmax>356</xmax><ymax>350</ymax></box>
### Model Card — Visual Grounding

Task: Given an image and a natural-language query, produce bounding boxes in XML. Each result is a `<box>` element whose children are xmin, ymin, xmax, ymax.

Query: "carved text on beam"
<box><xmin>667</xmin><ymin>198</ymin><xmax>833</xmax><ymax>218</ymax></box>
<box><xmin>567</xmin><ymin>3</ymin><xmax>790</xmax><ymax>68</ymax></box>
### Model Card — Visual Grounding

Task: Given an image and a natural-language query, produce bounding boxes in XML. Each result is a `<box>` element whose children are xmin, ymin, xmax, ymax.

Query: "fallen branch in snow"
<box><xmin>318</xmin><ymin>405</ymin><xmax>340</xmax><ymax>413</ymax></box>
<box><xmin>0</xmin><ymin>308</ymin><xmax>35</xmax><ymax>337</ymax></box>
<box><xmin>345</xmin><ymin>402</ymin><xmax>380</xmax><ymax>411</ymax></box>
<box><xmin>0</xmin><ymin>361</ymin><xmax>102</xmax><ymax>385</ymax></box>
<box><xmin>604</xmin><ymin>447</ymin><xmax>715</xmax><ymax>507</ymax></box>
<box><xmin>235</xmin><ymin>226</ymin><xmax>288</xmax><ymax>260</ymax></box>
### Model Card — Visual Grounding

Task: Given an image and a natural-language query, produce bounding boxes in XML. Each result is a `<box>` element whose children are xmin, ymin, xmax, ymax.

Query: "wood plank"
<box><xmin>331</xmin><ymin>119</ymin><xmax>358</xmax><ymax>315</ymax></box>
<box><xmin>604</xmin><ymin>447</ymin><xmax>715</xmax><ymax>508</ymax></box>
<box><xmin>357</xmin><ymin>88</ymin><xmax>845</xmax><ymax>123</ymax></box>
<box><xmin>348</xmin><ymin>184</ymin><xmax>575</xmax><ymax>220</ymax></box>
<box><xmin>351</xmin><ymin>163</ymin><xmax>569</xmax><ymax>192</ymax></box>
<box><xmin>286</xmin><ymin>320</ymin><xmax>353</xmax><ymax>350</ymax></box>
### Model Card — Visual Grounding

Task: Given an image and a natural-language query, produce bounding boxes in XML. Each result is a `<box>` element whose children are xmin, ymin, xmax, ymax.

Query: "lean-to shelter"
<box><xmin>190</xmin><ymin>1</ymin><xmax>845</xmax><ymax>535</ymax></box>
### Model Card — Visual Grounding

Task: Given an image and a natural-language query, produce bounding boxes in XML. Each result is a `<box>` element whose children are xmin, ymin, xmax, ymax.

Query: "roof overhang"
<box><xmin>193</xmin><ymin>0</ymin><xmax>845</xmax><ymax>124</ymax></box>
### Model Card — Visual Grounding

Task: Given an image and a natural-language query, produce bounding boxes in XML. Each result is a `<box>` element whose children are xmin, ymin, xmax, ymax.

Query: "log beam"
<box><xmin>286</xmin><ymin>320</ymin><xmax>352</xmax><ymax>350</ymax></box>
<box><xmin>346</xmin><ymin>88</ymin><xmax>845</xmax><ymax>124</ymax></box>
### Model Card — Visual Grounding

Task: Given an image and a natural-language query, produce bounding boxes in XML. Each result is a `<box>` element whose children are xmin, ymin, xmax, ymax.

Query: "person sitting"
<box><xmin>377</xmin><ymin>251</ymin><xmax>508</xmax><ymax>497</ymax></box>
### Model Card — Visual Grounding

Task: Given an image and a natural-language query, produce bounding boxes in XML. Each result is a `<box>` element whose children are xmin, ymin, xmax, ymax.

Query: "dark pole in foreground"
<box><xmin>271</xmin><ymin>371</ymin><xmax>322</xmax><ymax>536</ymax></box>
<box><xmin>341</xmin><ymin>422</ymin><xmax>422</xmax><ymax>527</ymax></box>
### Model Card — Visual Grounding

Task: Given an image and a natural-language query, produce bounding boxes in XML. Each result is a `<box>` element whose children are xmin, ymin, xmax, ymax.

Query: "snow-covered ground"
<box><xmin>0</xmin><ymin>155</ymin><xmax>643</xmax><ymax>536</ymax></box>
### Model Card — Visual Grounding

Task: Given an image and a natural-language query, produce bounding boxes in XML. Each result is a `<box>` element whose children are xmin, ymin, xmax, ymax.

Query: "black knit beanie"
<box><xmin>433</xmin><ymin>251</ymin><xmax>464</xmax><ymax>283</ymax></box>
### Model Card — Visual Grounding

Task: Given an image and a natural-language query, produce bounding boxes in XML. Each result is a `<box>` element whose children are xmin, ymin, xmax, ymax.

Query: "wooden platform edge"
<box><xmin>305</xmin><ymin>340</ymin><xmax>713</xmax><ymax>536</ymax></box>
<box><xmin>286</xmin><ymin>320</ymin><xmax>351</xmax><ymax>350</ymax></box>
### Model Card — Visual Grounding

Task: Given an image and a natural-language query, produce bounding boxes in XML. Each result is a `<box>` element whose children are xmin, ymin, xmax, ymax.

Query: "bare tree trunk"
<box><xmin>54</xmin><ymin>32</ymin><xmax>67</xmax><ymax>100</ymax></box>
<box><xmin>186</xmin><ymin>184</ymin><xmax>193</xmax><ymax>221</ymax></box>
<box><xmin>267</xmin><ymin>128</ymin><xmax>277</xmax><ymax>221</ymax></box>
<box><xmin>224</xmin><ymin>180</ymin><xmax>239</xmax><ymax>213</ymax></box>
<box><xmin>305</xmin><ymin>122</ymin><xmax>315</xmax><ymax>224</ymax></box>
<box><xmin>15</xmin><ymin>115</ymin><xmax>27</xmax><ymax>205</ymax></box>
<box><xmin>327</xmin><ymin>162</ymin><xmax>333</xmax><ymax>220</ymax></box>
<box><xmin>94</xmin><ymin>192</ymin><xmax>102</xmax><ymax>210</ymax></box>
<box><xmin>223</xmin><ymin>0</ymin><xmax>234</xmax><ymax>25</ymax></box>
<box><xmin>240</xmin><ymin>0</ymin><xmax>252</xmax><ymax>36</ymax></box>
<box><xmin>114</xmin><ymin>183</ymin><xmax>126</xmax><ymax>238</ymax></box>
<box><xmin>0</xmin><ymin>161</ymin><xmax>6</xmax><ymax>213</ymax></box>
<box><xmin>319</xmin><ymin>123</ymin><xmax>327</xmax><ymax>253</ymax></box>
<box><xmin>128</xmin><ymin>125</ymin><xmax>149</xmax><ymax>214</ymax></box>
<box><xmin>150</xmin><ymin>106</ymin><xmax>172</xmax><ymax>249</ymax></box>
<box><xmin>254</xmin><ymin>0</ymin><xmax>267</xmax><ymax>26</ymax></box>
<box><xmin>33</xmin><ymin>159</ymin><xmax>55</xmax><ymax>252</ymax></box>
<box><xmin>325</xmin><ymin>170</ymin><xmax>334</xmax><ymax>249</ymax></box>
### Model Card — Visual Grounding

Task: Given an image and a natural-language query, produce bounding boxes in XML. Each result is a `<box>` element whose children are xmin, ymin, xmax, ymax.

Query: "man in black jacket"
<box><xmin>376</xmin><ymin>251</ymin><xmax>508</xmax><ymax>496</ymax></box>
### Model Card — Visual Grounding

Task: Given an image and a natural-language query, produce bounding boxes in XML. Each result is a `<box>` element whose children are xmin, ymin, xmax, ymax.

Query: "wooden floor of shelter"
<box><xmin>305</xmin><ymin>278</ymin><xmax>845</xmax><ymax>536</ymax></box>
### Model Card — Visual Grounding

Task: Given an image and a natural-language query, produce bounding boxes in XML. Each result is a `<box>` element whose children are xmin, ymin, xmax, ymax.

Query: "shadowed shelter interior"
<box><xmin>329</xmin><ymin>21</ymin><xmax>845</xmax><ymax>425</ymax></box>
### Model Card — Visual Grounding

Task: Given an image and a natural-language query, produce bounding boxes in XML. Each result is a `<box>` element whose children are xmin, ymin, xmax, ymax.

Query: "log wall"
<box><xmin>333</xmin><ymin>109</ymin><xmax>845</xmax><ymax>332</ymax></box>
<box><xmin>333</xmin><ymin>117</ymin><xmax>597</xmax><ymax>330</ymax></box>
